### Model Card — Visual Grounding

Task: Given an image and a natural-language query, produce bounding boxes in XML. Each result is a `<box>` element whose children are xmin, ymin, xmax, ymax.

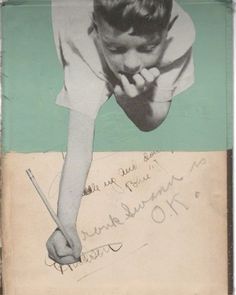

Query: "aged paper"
<box><xmin>2</xmin><ymin>151</ymin><xmax>227</xmax><ymax>295</ymax></box>
<box><xmin>1</xmin><ymin>0</ymin><xmax>233</xmax><ymax>294</ymax></box>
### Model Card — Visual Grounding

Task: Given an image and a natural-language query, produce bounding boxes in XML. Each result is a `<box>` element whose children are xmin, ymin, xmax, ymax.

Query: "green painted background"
<box><xmin>2</xmin><ymin>0</ymin><xmax>233</xmax><ymax>152</ymax></box>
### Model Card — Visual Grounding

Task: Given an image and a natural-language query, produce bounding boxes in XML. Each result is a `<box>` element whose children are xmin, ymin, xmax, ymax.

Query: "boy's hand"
<box><xmin>114</xmin><ymin>67</ymin><xmax>160</xmax><ymax>99</ymax></box>
<box><xmin>46</xmin><ymin>226</ymin><xmax>82</xmax><ymax>265</ymax></box>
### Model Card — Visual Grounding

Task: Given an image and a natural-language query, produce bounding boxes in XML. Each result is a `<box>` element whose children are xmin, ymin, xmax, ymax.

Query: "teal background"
<box><xmin>2</xmin><ymin>0</ymin><xmax>233</xmax><ymax>152</ymax></box>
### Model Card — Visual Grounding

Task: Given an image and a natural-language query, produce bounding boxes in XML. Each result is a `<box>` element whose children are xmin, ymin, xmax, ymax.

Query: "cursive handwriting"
<box><xmin>80</xmin><ymin>242</ymin><xmax>123</xmax><ymax>264</ymax></box>
<box><xmin>45</xmin><ymin>242</ymin><xmax>123</xmax><ymax>274</ymax></box>
<box><xmin>81</xmin><ymin>215</ymin><xmax>124</xmax><ymax>240</ymax></box>
<box><xmin>190</xmin><ymin>158</ymin><xmax>207</xmax><ymax>173</ymax></box>
<box><xmin>104</xmin><ymin>177</ymin><xmax>124</xmax><ymax>193</ymax></box>
<box><xmin>125</xmin><ymin>173</ymin><xmax>151</xmax><ymax>192</ymax></box>
<box><xmin>83</xmin><ymin>183</ymin><xmax>101</xmax><ymax>196</ymax></box>
<box><xmin>143</xmin><ymin>151</ymin><xmax>159</xmax><ymax>162</ymax></box>
<box><xmin>81</xmin><ymin>174</ymin><xmax>183</xmax><ymax>241</ymax></box>
<box><xmin>119</xmin><ymin>162</ymin><xmax>137</xmax><ymax>177</ymax></box>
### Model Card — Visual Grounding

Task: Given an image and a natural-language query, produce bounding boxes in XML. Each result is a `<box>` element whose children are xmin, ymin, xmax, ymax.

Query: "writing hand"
<box><xmin>46</xmin><ymin>226</ymin><xmax>82</xmax><ymax>265</ymax></box>
<box><xmin>114</xmin><ymin>68</ymin><xmax>160</xmax><ymax>99</ymax></box>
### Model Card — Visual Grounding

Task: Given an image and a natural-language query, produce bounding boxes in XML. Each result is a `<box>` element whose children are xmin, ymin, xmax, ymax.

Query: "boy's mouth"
<box><xmin>119</xmin><ymin>72</ymin><xmax>136</xmax><ymax>84</ymax></box>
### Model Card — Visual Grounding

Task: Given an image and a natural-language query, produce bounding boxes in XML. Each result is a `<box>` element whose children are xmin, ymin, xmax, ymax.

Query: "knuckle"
<box><xmin>126</xmin><ymin>89</ymin><xmax>133</xmax><ymax>97</ymax></box>
<box><xmin>73</xmin><ymin>251</ymin><xmax>81</xmax><ymax>259</ymax></box>
<box><xmin>147</xmin><ymin>77</ymin><xmax>154</xmax><ymax>83</ymax></box>
<box><xmin>155</xmin><ymin>70</ymin><xmax>160</xmax><ymax>77</ymax></box>
<box><xmin>130</xmin><ymin>92</ymin><xmax>137</xmax><ymax>98</ymax></box>
<box><xmin>56</xmin><ymin>250</ymin><xmax>65</xmax><ymax>257</ymax></box>
<box><xmin>140</xmin><ymin>69</ymin><xmax>147</xmax><ymax>77</ymax></box>
<box><xmin>55</xmin><ymin>245</ymin><xmax>67</xmax><ymax>256</ymax></box>
<box><xmin>150</xmin><ymin>68</ymin><xmax>160</xmax><ymax>76</ymax></box>
<box><xmin>46</xmin><ymin>240</ymin><xmax>52</xmax><ymax>250</ymax></box>
<box><xmin>138</xmin><ymin>80</ymin><xmax>145</xmax><ymax>88</ymax></box>
<box><xmin>128</xmin><ymin>92</ymin><xmax>134</xmax><ymax>98</ymax></box>
<box><xmin>129</xmin><ymin>87</ymin><xmax>137</xmax><ymax>97</ymax></box>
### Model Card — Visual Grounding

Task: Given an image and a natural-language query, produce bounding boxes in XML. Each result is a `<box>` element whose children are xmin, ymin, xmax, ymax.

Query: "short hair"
<box><xmin>93</xmin><ymin>0</ymin><xmax>173</xmax><ymax>35</ymax></box>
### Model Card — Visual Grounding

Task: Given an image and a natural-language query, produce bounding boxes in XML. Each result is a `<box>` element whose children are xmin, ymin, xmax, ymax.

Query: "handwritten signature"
<box><xmin>45</xmin><ymin>242</ymin><xmax>123</xmax><ymax>274</ymax></box>
<box><xmin>80</xmin><ymin>174</ymin><xmax>183</xmax><ymax>241</ymax></box>
<box><xmin>80</xmin><ymin>158</ymin><xmax>206</xmax><ymax>241</ymax></box>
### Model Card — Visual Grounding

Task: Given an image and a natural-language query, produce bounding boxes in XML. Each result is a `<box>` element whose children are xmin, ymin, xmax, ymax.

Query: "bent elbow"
<box><xmin>134</xmin><ymin>119</ymin><xmax>165</xmax><ymax>132</ymax></box>
<box><xmin>135</xmin><ymin>102</ymin><xmax>171</xmax><ymax>132</ymax></box>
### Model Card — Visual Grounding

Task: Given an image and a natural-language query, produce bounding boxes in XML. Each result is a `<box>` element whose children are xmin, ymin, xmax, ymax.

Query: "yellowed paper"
<box><xmin>2</xmin><ymin>152</ymin><xmax>227</xmax><ymax>295</ymax></box>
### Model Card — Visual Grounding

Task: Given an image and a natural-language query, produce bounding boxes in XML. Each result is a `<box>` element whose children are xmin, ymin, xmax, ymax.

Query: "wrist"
<box><xmin>57</xmin><ymin>213</ymin><xmax>77</xmax><ymax>229</ymax></box>
<box><xmin>61</xmin><ymin>223</ymin><xmax>77</xmax><ymax>233</ymax></box>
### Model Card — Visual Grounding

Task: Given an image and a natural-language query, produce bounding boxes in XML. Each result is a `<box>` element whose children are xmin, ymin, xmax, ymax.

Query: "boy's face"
<box><xmin>96</xmin><ymin>16</ymin><xmax>167</xmax><ymax>82</ymax></box>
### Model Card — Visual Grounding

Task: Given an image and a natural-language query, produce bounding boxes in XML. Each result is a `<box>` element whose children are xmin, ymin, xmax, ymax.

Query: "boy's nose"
<box><xmin>123</xmin><ymin>52</ymin><xmax>141</xmax><ymax>74</ymax></box>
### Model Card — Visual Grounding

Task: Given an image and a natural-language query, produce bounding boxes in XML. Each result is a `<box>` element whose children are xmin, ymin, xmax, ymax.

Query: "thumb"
<box><xmin>69</xmin><ymin>235</ymin><xmax>82</xmax><ymax>259</ymax></box>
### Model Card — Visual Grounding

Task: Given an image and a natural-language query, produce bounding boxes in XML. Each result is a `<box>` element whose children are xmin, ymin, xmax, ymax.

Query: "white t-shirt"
<box><xmin>51</xmin><ymin>0</ymin><xmax>195</xmax><ymax>119</ymax></box>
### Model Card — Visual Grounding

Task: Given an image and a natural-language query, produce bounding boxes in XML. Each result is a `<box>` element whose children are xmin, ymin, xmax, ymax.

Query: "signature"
<box><xmin>80</xmin><ymin>174</ymin><xmax>183</xmax><ymax>241</ymax></box>
<box><xmin>45</xmin><ymin>242</ymin><xmax>123</xmax><ymax>274</ymax></box>
<box><xmin>80</xmin><ymin>158</ymin><xmax>206</xmax><ymax>241</ymax></box>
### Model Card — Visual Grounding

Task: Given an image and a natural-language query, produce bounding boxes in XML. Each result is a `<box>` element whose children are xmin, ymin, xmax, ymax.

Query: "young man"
<box><xmin>47</xmin><ymin>0</ymin><xmax>195</xmax><ymax>265</ymax></box>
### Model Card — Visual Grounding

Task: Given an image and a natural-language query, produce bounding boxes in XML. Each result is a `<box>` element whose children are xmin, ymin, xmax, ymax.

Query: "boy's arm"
<box><xmin>115</xmin><ymin>48</ymin><xmax>194</xmax><ymax>132</ymax></box>
<box><xmin>47</xmin><ymin>110</ymin><xmax>95</xmax><ymax>265</ymax></box>
<box><xmin>114</xmin><ymin>70</ymin><xmax>171</xmax><ymax>132</ymax></box>
<box><xmin>116</xmin><ymin>90</ymin><xmax>171</xmax><ymax>132</ymax></box>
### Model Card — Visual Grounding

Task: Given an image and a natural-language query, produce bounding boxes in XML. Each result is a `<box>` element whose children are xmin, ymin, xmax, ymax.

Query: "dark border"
<box><xmin>227</xmin><ymin>149</ymin><xmax>233</xmax><ymax>295</ymax></box>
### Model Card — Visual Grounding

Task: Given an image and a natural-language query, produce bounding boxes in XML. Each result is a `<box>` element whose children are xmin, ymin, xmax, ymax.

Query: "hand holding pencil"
<box><xmin>26</xmin><ymin>169</ymin><xmax>82</xmax><ymax>265</ymax></box>
<box><xmin>46</xmin><ymin>226</ymin><xmax>82</xmax><ymax>265</ymax></box>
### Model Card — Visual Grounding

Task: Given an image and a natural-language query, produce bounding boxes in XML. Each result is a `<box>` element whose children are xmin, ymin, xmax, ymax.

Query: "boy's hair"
<box><xmin>93</xmin><ymin>0</ymin><xmax>173</xmax><ymax>35</ymax></box>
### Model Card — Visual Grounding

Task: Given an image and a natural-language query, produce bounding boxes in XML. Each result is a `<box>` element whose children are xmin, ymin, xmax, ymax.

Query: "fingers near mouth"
<box><xmin>133</xmin><ymin>74</ymin><xmax>145</xmax><ymax>89</ymax></box>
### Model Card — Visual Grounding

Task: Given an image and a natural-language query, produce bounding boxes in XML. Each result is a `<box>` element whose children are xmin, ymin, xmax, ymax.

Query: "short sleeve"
<box><xmin>161</xmin><ymin>1</ymin><xmax>196</xmax><ymax>66</ymax></box>
<box><xmin>51</xmin><ymin>0</ymin><xmax>108</xmax><ymax>119</ymax></box>
<box><xmin>155</xmin><ymin>48</ymin><xmax>194</xmax><ymax>102</ymax></box>
<box><xmin>154</xmin><ymin>1</ymin><xmax>195</xmax><ymax>102</ymax></box>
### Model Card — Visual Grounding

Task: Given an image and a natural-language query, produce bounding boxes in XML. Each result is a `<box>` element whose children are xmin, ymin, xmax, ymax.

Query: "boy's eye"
<box><xmin>106</xmin><ymin>46</ymin><xmax>126</xmax><ymax>54</ymax></box>
<box><xmin>138</xmin><ymin>44</ymin><xmax>159</xmax><ymax>53</ymax></box>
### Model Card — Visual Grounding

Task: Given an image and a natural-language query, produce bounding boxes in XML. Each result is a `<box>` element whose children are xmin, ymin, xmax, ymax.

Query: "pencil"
<box><xmin>26</xmin><ymin>169</ymin><xmax>74</xmax><ymax>249</ymax></box>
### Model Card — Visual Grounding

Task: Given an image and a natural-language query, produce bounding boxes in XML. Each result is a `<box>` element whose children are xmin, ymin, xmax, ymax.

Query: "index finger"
<box><xmin>120</xmin><ymin>74</ymin><xmax>139</xmax><ymax>98</ymax></box>
<box><xmin>48</xmin><ymin>244</ymin><xmax>80</xmax><ymax>265</ymax></box>
<box><xmin>55</xmin><ymin>255</ymin><xmax>80</xmax><ymax>266</ymax></box>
